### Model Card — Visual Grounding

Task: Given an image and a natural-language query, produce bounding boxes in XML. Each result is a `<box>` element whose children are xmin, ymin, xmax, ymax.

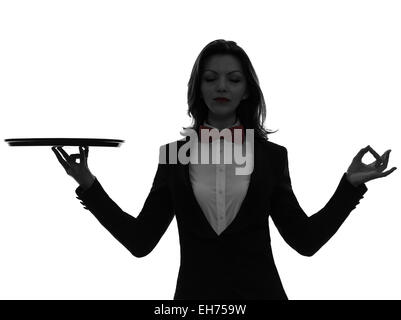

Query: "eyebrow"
<box><xmin>203</xmin><ymin>69</ymin><xmax>243</xmax><ymax>75</ymax></box>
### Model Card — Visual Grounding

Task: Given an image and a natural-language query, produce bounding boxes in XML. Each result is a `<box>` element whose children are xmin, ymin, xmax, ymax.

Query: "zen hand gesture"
<box><xmin>52</xmin><ymin>146</ymin><xmax>95</xmax><ymax>190</ymax></box>
<box><xmin>346</xmin><ymin>145</ymin><xmax>397</xmax><ymax>187</ymax></box>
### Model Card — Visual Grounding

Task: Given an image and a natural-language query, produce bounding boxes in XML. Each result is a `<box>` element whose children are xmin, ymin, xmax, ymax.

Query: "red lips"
<box><xmin>214</xmin><ymin>97</ymin><xmax>230</xmax><ymax>102</ymax></box>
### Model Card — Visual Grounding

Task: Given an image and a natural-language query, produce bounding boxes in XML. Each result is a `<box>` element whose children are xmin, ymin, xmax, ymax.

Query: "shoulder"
<box><xmin>256</xmin><ymin>138</ymin><xmax>287</xmax><ymax>158</ymax></box>
<box><xmin>257</xmin><ymin>140</ymin><xmax>290</xmax><ymax>175</ymax></box>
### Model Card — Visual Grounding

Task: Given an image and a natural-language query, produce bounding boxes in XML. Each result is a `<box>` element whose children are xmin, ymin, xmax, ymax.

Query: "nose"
<box><xmin>216</xmin><ymin>77</ymin><xmax>228</xmax><ymax>92</ymax></box>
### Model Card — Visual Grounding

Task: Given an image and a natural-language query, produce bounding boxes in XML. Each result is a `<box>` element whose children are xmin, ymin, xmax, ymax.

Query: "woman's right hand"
<box><xmin>52</xmin><ymin>146</ymin><xmax>95</xmax><ymax>190</ymax></box>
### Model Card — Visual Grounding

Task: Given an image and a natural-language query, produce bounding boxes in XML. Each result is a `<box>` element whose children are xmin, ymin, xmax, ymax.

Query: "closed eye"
<box><xmin>204</xmin><ymin>79</ymin><xmax>240</xmax><ymax>83</ymax></box>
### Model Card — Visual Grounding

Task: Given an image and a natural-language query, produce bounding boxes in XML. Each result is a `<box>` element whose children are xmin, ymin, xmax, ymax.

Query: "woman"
<box><xmin>52</xmin><ymin>39</ymin><xmax>396</xmax><ymax>300</ymax></box>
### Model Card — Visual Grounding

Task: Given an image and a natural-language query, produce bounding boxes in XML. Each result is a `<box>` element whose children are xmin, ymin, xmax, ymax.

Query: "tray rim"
<box><xmin>4</xmin><ymin>138</ymin><xmax>125</xmax><ymax>147</ymax></box>
<box><xmin>5</xmin><ymin>138</ymin><xmax>124</xmax><ymax>141</ymax></box>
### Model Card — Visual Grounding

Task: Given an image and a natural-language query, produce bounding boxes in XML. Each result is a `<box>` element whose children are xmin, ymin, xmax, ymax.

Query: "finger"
<box><xmin>381</xmin><ymin>150</ymin><xmax>391</xmax><ymax>168</ymax></box>
<box><xmin>372</xmin><ymin>150</ymin><xmax>390</xmax><ymax>171</ymax></box>
<box><xmin>367</xmin><ymin>145</ymin><xmax>382</xmax><ymax>162</ymax></box>
<box><xmin>354</xmin><ymin>145</ymin><xmax>370</xmax><ymax>162</ymax></box>
<box><xmin>79</xmin><ymin>146</ymin><xmax>85</xmax><ymax>164</ymax></box>
<box><xmin>84</xmin><ymin>146</ymin><xmax>89</xmax><ymax>165</ymax></box>
<box><xmin>376</xmin><ymin>166</ymin><xmax>397</xmax><ymax>178</ymax></box>
<box><xmin>369</xmin><ymin>159</ymin><xmax>382</xmax><ymax>168</ymax></box>
<box><xmin>52</xmin><ymin>147</ymin><xmax>70</xmax><ymax>172</ymax></box>
<box><xmin>355</xmin><ymin>145</ymin><xmax>383</xmax><ymax>164</ymax></box>
<box><xmin>69</xmin><ymin>154</ymin><xmax>81</xmax><ymax>163</ymax></box>
<box><xmin>56</xmin><ymin>146</ymin><xmax>71</xmax><ymax>162</ymax></box>
<box><xmin>371</xmin><ymin>150</ymin><xmax>386</xmax><ymax>168</ymax></box>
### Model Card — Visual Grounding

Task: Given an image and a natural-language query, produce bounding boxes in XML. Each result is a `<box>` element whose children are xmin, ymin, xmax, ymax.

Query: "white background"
<box><xmin>0</xmin><ymin>0</ymin><xmax>400</xmax><ymax>299</ymax></box>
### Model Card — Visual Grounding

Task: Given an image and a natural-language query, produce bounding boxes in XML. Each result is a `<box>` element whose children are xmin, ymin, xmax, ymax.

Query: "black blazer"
<box><xmin>76</xmin><ymin>137</ymin><xmax>368</xmax><ymax>300</ymax></box>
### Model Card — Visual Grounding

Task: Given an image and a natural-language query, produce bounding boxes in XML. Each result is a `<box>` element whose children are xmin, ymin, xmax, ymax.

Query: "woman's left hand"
<box><xmin>346</xmin><ymin>145</ymin><xmax>397</xmax><ymax>187</ymax></box>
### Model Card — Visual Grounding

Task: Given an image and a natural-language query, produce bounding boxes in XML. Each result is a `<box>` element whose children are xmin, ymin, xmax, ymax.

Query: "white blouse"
<box><xmin>188</xmin><ymin>120</ymin><xmax>254</xmax><ymax>236</ymax></box>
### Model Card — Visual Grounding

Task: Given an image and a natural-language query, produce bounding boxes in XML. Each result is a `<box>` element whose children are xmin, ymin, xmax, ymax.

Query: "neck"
<box><xmin>206</xmin><ymin>113</ymin><xmax>237</xmax><ymax>130</ymax></box>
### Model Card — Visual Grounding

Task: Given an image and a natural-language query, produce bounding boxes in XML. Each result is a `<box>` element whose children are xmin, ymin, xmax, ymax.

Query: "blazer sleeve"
<box><xmin>269</xmin><ymin>147</ymin><xmax>368</xmax><ymax>256</ymax></box>
<box><xmin>75</xmin><ymin>161</ymin><xmax>174</xmax><ymax>258</ymax></box>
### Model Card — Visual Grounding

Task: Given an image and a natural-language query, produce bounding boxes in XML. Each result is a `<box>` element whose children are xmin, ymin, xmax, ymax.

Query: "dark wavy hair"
<box><xmin>185</xmin><ymin>39</ymin><xmax>278</xmax><ymax>142</ymax></box>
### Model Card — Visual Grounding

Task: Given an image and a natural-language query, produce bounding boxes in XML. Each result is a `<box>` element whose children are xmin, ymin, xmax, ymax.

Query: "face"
<box><xmin>200</xmin><ymin>54</ymin><xmax>248</xmax><ymax>119</ymax></box>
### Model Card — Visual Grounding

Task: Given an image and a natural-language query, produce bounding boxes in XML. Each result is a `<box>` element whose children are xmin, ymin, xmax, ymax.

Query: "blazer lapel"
<box><xmin>220</xmin><ymin>138</ymin><xmax>265</xmax><ymax>236</ymax></box>
<box><xmin>174</xmin><ymin>139</ymin><xmax>218</xmax><ymax>238</ymax></box>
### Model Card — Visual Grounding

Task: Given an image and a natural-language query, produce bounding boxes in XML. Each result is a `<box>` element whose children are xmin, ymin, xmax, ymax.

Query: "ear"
<box><xmin>242</xmin><ymin>92</ymin><xmax>248</xmax><ymax>100</ymax></box>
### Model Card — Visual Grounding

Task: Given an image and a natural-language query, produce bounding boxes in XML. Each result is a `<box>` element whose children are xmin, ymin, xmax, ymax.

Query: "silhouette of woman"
<box><xmin>52</xmin><ymin>39</ymin><xmax>396</xmax><ymax>300</ymax></box>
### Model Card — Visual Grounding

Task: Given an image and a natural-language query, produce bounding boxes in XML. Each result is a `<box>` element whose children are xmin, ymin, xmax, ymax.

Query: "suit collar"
<box><xmin>202</xmin><ymin>118</ymin><xmax>241</xmax><ymax>129</ymax></box>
